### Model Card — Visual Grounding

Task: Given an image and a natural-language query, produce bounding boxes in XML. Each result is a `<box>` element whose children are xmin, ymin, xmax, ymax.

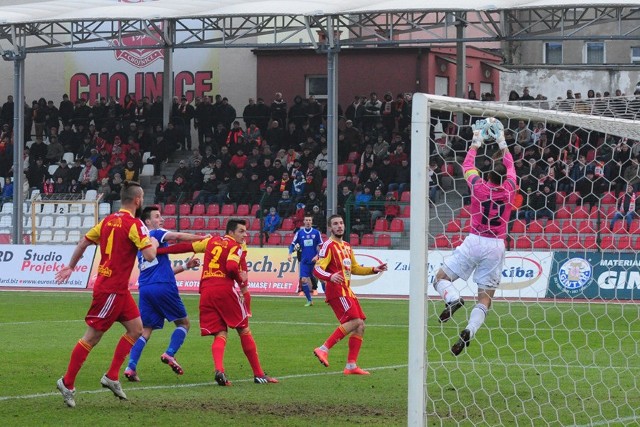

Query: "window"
<box><xmin>584</xmin><ymin>42</ymin><xmax>605</xmax><ymax>64</ymax></box>
<box><xmin>480</xmin><ymin>82</ymin><xmax>494</xmax><ymax>98</ymax></box>
<box><xmin>434</xmin><ymin>76</ymin><xmax>449</xmax><ymax>96</ymax></box>
<box><xmin>631</xmin><ymin>47</ymin><xmax>640</xmax><ymax>64</ymax></box>
<box><xmin>544</xmin><ymin>42</ymin><xmax>562</xmax><ymax>65</ymax></box>
<box><xmin>306</xmin><ymin>75</ymin><xmax>327</xmax><ymax>100</ymax></box>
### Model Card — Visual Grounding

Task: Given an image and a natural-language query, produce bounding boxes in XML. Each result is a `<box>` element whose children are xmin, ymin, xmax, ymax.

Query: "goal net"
<box><xmin>409</xmin><ymin>93</ymin><xmax>640</xmax><ymax>426</ymax></box>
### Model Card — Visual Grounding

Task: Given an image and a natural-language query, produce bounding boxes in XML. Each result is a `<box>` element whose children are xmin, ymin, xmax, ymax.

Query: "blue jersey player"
<box><xmin>124</xmin><ymin>206</ymin><xmax>203</xmax><ymax>382</ymax></box>
<box><xmin>288</xmin><ymin>215</ymin><xmax>323</xmax><ymax>306</ymax></box>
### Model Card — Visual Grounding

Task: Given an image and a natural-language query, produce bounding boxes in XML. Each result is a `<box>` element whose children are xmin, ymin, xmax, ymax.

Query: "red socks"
<box><xmin>211</xmin><ymin>335</ymin><xmax>227</xmax><ymax>372</ymax></box>
<box><xmin>347</xmin><ymin>334</ymin><xmax>364</xmax><ymax>365</ymax></box>
<box><xmin>324</xmin><ymin>325</ymin><xmax>348</xmax><ymax>350</ymax></box>
<box><xmin>106</xmin><ymin>334</ymin><xmax>136</xmax><ymax>380</ymax></box>
<box><xmin>63</xmin><ymin>339</ymin><xmax>93</xmax><ymax>389</ymax></box>
<box><xmin>240</xmin><ymin>331</ymin><xmax>264</xmax><ymax>377</ymax></box>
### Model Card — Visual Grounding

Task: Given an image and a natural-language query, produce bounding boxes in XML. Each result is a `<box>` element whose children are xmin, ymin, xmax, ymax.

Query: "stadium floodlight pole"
<box><xmin>325</xmin><ymin>15</ymin><xmax>339</xmax><ymax>217</ymax></box>
<box><xmin>408</xmin><ymin>93</ymin><xmax>428</xmax><ymax>427</ymax></box>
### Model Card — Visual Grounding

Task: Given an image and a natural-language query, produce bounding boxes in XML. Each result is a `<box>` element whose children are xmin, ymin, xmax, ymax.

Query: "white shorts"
<box><xmin>442</xmin><ymin>234</ymin><xmax>505</xmax><ymax>289</ymax></box>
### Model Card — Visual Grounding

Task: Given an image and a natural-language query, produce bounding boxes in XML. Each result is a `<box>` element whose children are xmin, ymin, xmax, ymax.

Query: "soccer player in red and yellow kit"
<box><xmin>54</xmin><ymin>181</ymin><xmax>158</xmax><ymax>408</ymax></box>
<box><xmin>313</xmin><ymin>214</ymin><xmax>387</xmax><ymax>375</ymax></box>
<box><xmin>157</xmin><ymin>219</ymin><xmax>277</xmax><ymax>386</ymax></box>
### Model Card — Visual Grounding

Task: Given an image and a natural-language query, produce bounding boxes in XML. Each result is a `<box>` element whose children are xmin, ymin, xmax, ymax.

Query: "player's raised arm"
<box><xmin>350</xmin><ymin>251</ymin><xmax>387</xmax><ymax>275</ymax></box>
<box><xmin>494</xmin><ymin>123</ymin><xmax>517</xmax><ymax>187</ymax></box>
<box><xmin>165</xmin><ymin>231</ymin><xmax>210</xmax><ymax>242</ymax></box>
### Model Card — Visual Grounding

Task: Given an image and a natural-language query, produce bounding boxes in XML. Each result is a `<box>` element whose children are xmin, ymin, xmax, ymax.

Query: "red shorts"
<box><xmin>327</xmin><ymin>296</ymin><xmax>366</xmax><ymax>323</ymax></box>
<box><xmin>85</xmin><ymin>292</ymin><xmax>140</xmax><ymax>332</ymax></box>
<box><xmin>199</xmin><ymin>286</ymin><xmax>249</xmax><ymax>335</ymax></box>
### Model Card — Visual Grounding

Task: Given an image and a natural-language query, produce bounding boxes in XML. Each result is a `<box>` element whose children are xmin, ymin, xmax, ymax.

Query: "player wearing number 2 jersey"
<box><xmin>155</xmin><ymin>219</ymin><xmax>278</xmax><ymax>386</ymax></box>
<box><xmin>433</xmin><ymin>118</ymin><xmax>516</xmax><ymax>356</ymax></box>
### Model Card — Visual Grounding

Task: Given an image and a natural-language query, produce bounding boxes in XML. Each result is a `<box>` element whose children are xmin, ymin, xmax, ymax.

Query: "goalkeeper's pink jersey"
<box><xmin>462</xmin><ymin>149</ymin><xmax>517</xmax><ymax>239</ymax></box>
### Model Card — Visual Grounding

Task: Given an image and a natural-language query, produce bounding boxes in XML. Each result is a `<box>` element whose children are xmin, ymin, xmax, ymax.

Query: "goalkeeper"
<box><xmin>433</xmin><ymin>118</ymin><xmax>517</xmax><ymax>356</ymax></box>
<box><xmin>288</xmin><ymin>215</ymin><xmax>323</xmax><ymax>306</ymax></box>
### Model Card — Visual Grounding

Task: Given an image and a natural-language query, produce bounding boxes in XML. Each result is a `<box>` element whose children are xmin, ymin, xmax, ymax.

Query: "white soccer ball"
<box><xmin>472</xmin><ymin>118</ymin><xmax>504</xmax><ymax>141</ymax></box>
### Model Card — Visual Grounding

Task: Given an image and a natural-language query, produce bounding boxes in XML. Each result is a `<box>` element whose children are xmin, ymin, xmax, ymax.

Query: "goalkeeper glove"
<box><xmin>496</xmin><ymin>131</ymin><xmax>508</xmax><ymax>150</ymax></box>
<box><xmin>470</xmin><ymin>129</ymin><xmax>483</xmax><ymax>149</ymax></box>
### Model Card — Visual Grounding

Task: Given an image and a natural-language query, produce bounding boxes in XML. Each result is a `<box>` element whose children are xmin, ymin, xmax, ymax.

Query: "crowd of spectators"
<box><xmin>0</xmin><ymin>90</ymin><xmax>414</xmax><ymax>234</ymax></box>
<box><xmin>435</xmin><ymin>85</ymin><xmax>640</xmax><ymax>234</ymax></box>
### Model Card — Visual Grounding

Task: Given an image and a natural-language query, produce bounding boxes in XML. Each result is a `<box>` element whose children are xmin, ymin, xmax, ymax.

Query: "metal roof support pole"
<box><xmin>325</xmin><ymin>15</ymin><xmax>340</xmax><ymax>219</ymax></box>
<box><xmin>162</xmin><ymin>20</ymin><xmax>175</xmax><ymax>129</ymax></box>
<box><xmin>455</xmin><ymin>13</ymin><xmax>467</xmax><ymax>100</ymax></box>
<box><xmin>3</xmin><ymin>26</ymin><xmax>26</xmax><ymax>245</ymax></box>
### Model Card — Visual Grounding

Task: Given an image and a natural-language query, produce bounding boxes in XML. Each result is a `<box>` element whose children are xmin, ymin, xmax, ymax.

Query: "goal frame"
<box><xmin>407</xmin><ymin>93</ymin><xmax>640</xmax><ymax>426</ymax></box>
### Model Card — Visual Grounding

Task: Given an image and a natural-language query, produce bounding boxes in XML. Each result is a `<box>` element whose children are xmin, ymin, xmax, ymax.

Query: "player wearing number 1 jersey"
<box><xmin>433</xmin><ymin>118</ymin><xmax>516</xmax><ymax>356</ymax></box>
<box><xmin>54</xmin><ymin>181</ymin><xmax>158</xmax><ymax>408</ymax></box>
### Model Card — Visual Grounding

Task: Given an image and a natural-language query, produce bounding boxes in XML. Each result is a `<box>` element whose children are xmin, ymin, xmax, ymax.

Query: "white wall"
<box><xmin>500</xmin><ymin>68</ymin><xmax>639</xmax><ymax>100</ymax></box>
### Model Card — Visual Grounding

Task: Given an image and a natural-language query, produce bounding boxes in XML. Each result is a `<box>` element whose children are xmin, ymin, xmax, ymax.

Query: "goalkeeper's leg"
<box><xmin>434</xmin><ymin>269</ymin><xmax>464</xmax><ymax>323</ymax></box>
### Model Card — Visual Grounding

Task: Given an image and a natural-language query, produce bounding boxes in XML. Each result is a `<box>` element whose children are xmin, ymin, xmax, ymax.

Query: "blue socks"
<box><xmin>166</xmin><ymin>326</ymin><xmax>188</xmax><ymax>357</ymax></box>
<box><xmin>127</xmin><ymin>336</ymin><xmax>147</xmax><ymax>371</ymax></box>
<box><xmin>301</xmin><ymin>283</ymin><xmax>312</xmax><ymax>302</ymax></box>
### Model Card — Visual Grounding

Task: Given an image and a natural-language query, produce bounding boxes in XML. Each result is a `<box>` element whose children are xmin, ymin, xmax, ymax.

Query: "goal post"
<box><xmin>409</xmin><ymin>93</ymin><xmax>640</xmax><ymax>426</ymax></box>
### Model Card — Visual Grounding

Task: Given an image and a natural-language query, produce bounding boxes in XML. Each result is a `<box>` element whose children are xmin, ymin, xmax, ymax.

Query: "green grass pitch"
<box><xmin>1</xmin><ymin>291</ymin><xmax>639</xmax><ymax>426</ymax></box>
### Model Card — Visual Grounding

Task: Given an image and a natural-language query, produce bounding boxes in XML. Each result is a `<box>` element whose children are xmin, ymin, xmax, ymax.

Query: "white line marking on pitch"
<box><xmin>572</xmin><ymin>414</ymin><xmax>640</xmax><ymax>427</ymax></box>
<box><xmin>0</xmin><ymin>364</ymin><xmax>408</xmax><ymax>402</ymax></box>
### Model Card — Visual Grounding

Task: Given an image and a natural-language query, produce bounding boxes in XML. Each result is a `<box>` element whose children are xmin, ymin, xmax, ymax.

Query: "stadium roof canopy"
<box><xmin>1</xmin><ymin>0</ymin><xmax>639</xmax><ymax>53</ymax></box>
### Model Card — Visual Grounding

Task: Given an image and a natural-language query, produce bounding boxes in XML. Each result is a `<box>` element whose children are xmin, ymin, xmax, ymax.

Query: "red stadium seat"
<box><xmin>566</xmin><ymin>193</ymin><xmax>579</xmax><ymax>205</ymax></box>
<box><xmin>629</xmin><ymin>220</ymin><xmax>640</xmax><ymax>234</ymax></box>
<box><xmin>601</xmin><ymin>235</ymin><xmax>616</xmax><ymax>250</ymax></box>
<box><xmin>191</xmin><ymin>203</ymin><xmax>205</xmax><ymax>216</ymax></box>
<box><xmin>251</xmin><ymin>234</ymin><xmax>262</xmax><ymax>246</ymax></box>
<box><xmin>349</xmin><ymin>233</ymin><xmax>360</xmax><ymax>246</ymax></box>
<box><xmin>461</xmin><ymin>221</ymin><xmax>471</xmax><ymax>233</ymax></box>
<box><xmin>377</xmin><ymin>234</ymin><xmax>392</xmax><ymax>247</ymax></box>
<box><xmin>191</xmin><ymin>190</ymin><xmax>200</xmax><ymax>202</ymax></box>
<box><xmin>515</xmin><ymin>236</ymin><xmax>532</xmax><ymax>250</ymax></box>
<box><xmin>236</xmin><ymin>204</ymin><xmax>250</xmax><ymax>216</ymax></box>
<box><xmin>399</xmin><ymin>205</ymin><xmax>411</xmax><ymax>218</ymax></box>
<box><xmin>249</xmin><ymin>218</ymin><xmax>261</xmax><ymax>231</ymax></box>
<box><xmin>532</xmin><ymin>236</ymin><xmax>550</xmax><ymax>249</ymax></box>
<box><xmin>281</xmin><ymin>218</ymin><xmax>294</xmax><ymax>231</ymax></box>
<box><xmin>221</xmin><ymin>204</ymin><xmax>235</xmax><ymax>216</ymax></box>
<box><xmin>566</xmin><ymin>235</ymin><xmax>583</xmax><ymax>249</ymax></box>
<box><xmin>578</xmin><ymin>220</ymin><xmax>596</xmax><ymax>234</ymax></box>
<box><xmin>337</xmin><ymin>164</ymin><xmax>349</xmax><ymax>175</ymax></box>
<box><xmin>250</xmin><ymin>204</ymin><xmax>260</xmax><ymax>216</ymax></box>
<box><xmin>207</xmin><ymin>217</ymin><xmax>221</xmax><ymax>230</ymax></box>
<box><xmin>360</xmin><ymin>234</ymin><xmax>375</xmax><ymax>246</ymax></box>
<box><xmin>179</xmin><ymin>217</ymin><xmax>191</xmax><ymax>230</ymax></box>
<box><xmin>612</xmin><ymin>222</ymin><xmax>627</xmax><ymax>234</ymax></box>
<box><xmin>583</xmin><ymin>235</ymin><xmax>598</xmax><ymax>250</ymax></box>
<box><xmin>221</xmin><ymin>218</ymin><xmax>229</xmax><ymax>230</ymax></box>
<box><xmin>179</xmin><ymin>203</ymin><xmax>191</xmax><ymax>216</ymax></box>
<box><xmin>619</xmin><ymin>236</ymin><xmax>633</xmax><ymax>250</ymax></box>
<box><xmin>446</xmin><ymin>219</ymin><xmax>462</xmax><ymax>233</ymax></box>
<box><xmin>374</xmin><ymin>219</ymin><xmax>388</xmax><ymax>232</ymax></box>
<box><xmin>206</xmin><ymin>204</ymin><xmax>220</xmax><ymax>216</ymax></box>
<box><xmin>458</xmin><ymin>207</ymin><xmax>471</xmax><ymax>219</ymax></box>
<box><xmin>191</xmin><ymin>217</ymin><xmax>206</xmax><ymax>230</ymax></box>
<box><xmin>634</xmin><ymin>237</ymin><xmax>640</xmax><ymax>250</ymax></box>
<box><xmin>544</xmin><ymin>221</ymin><xmax>562</xmax><ymax>234</ymax></box>
<box><xmin>267</xmin><ymin>233</ymin><xmax>282</xmax><ymax>245</ymax></box>
<box><xmin>0</xmin><ymin>234</ymin><xmax>11</xmax><ymax>244</ymax></box>
<box><xmin>389</xmin><ymin>218</ymin><xmax>405</xmax><ymax>232</ymax></box>
<box><xmin>451</xmin><ymin>235</ymin><xmax>464</xmax><ymax>248</ymax></box>
<box><xmin>550</xmin><ymin>235</ymin><xmax>567</xmax><ymax>249</ymax></box>
<box><xmin>163</xmin><ymin>204</ymin><xmax>176</xmax><ymax>216</ymax></box>
<box><xmin>572</xmin><ymin>206</ymin><xmax>590</xmax><ymax>219</ymax></box>
<box><xmin>511</xmin><ymin>220</ymin><xmax>526</xmax><ymax>233</ymax></box>
<box><xmin>528</xmin><ymin>221</ymin><xmax>544</xmax><ymax>234</ymax></box>
<box><xmin>283</xmin><ymin>233</ymin><xmax>294</xmax><ymax>245</ymax></box>
<box><xmin>400</xmin><ymin>191</ymin><xmax>411</xmax><ymax>202</ymax></box>
<box><xmin>601</xmin><ymin>192</ymin><xmax>616</xmax><ymax>204</ymax></box>
<box><xmin>564</xmin><ymin>220</ymin><xmax>579</xmax><ymax>234</ymax></box>
<box><xmin>555</xmin><ymin>207</ymin><xmax>572</xmax><ymax>219</ymax></box>
<box><xmin>433</xmin><ymin>234</ymin><xmax>451</xmax><ymax>248</ymax></box>
<box><xmin>347</xmin><ymin>152</ymin><xmax>359</xmax><ymax>162</ymax></box>
<box><xmin>163</xmin><ymin>217</ymin><xmax>176</xmax><ymax>229</ymax></box>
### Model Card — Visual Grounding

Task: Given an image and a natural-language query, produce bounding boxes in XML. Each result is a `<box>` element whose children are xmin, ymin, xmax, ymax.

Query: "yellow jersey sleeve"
<box><xmin>191</xmin><ymin>237</ymin><xmax>210</xmax><ymax>254</ymax></box>
<box><xmin>85</xmin><ymin>220</ymin><xmax>103</xmax><ymax>244</ymax></box>
<box><xmin>350</xmin><ymin>250</ymin><xmax>375</xmax><ymax>275</ymax></box>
